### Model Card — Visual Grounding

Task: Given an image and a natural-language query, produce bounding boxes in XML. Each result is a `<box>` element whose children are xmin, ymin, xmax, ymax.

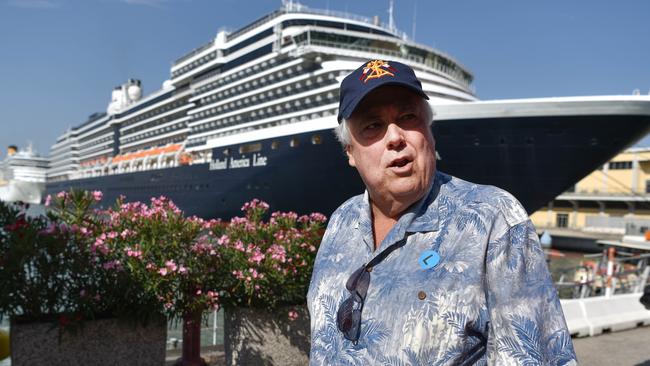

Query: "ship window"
<box><xmin>271</xmin><ymin>140</ymin><xmax>280</xmax><ymax>150</ymax></box>
<box><xmin>556</xmin><ymin>213</ymin><xmax>569</xmax><ymax>228</ymax></box>
<box><xmin>239</xmin><ymin>143</ymin><xmax>262</xmax><ymax>154</ymax></box>
<box><xmin>223</xmin><ymin>148</ymin><xmax>231</xmax><ymax>156</ymax></box>
<box><xmin>311</xmin><ymin>134</ymin><xmax>322</xmax><ymax>145</ymax></box>
<box><xmin>290</xmin><ymin>138</ymin><xmax>299</xmax><ymax>148</ymax></box>
<box><xmin>645</xmin><ymin>180</ymin><xmax>650</xmax><ymax>194</ymax></box>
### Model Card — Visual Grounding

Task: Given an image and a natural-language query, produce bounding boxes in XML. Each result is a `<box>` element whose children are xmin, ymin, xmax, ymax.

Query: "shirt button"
<box><xmin>418</xmin><ymin>291</ymin><xmax>427</xmax><ymax>300</ymax></box>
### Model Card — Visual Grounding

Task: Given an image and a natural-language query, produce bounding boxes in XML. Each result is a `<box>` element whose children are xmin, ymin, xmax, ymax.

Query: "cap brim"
<box><xmin>338</xmin><ymin>81</ymin><xmax>429</xmax><ymax>122</ymax></box>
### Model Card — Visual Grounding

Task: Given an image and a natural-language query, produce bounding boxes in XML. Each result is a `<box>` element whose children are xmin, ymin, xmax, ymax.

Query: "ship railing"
<box><xmin>295</xmin><ymin>38</ymin><xmax>423</xmax><ymax>65</ymax></box>
<box><xmin>174</xmin><ymin>40</ymin><xmax>217</xmax><ymax>66</ymax></box>
<box><xmin>554</xmin><ymin>252</ymin><xmax>650</xmax><ymax>299</ymax></box>
<box><xmin>283</xmin><ymin>6</ymin><xmax>409</xmax><ymax>40</ymax></box>
<box><xmin>226</xmin><ymin>4</ymin><xmax>407</xmax><ymax>43</ymax></box>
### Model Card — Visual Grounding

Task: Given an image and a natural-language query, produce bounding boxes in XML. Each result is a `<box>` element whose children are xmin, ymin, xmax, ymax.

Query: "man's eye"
<box><xmin>400</xmin><ymin>113</ymin><xmax>417</xmax><ymax>121</ymax></box>
<box><xmin>364</xmin><ymin>123</ymin><xmax>380</xmax><ymax>131</ymax></box>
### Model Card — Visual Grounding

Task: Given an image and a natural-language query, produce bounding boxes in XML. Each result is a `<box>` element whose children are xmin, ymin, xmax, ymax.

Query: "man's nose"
<box><xmin>385</xmin><ymin>123</ymin><xmax>406</xmax><ymax>150</ymax></box>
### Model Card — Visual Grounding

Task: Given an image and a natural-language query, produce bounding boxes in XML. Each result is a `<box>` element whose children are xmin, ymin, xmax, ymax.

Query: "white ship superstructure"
<box><xmin>48</xmin><ymin>2</ymin><xmax>475</xmax><ymax>182</ymax></box>
<box><xmin>180</xmin><ymin>3</ymin><xmax>475</xmax><ymax>154</ymax></box>
<box><xmin>0</xmin><ymin>146</ymin><xmax>49</xmax><ymax>204</ymax></box>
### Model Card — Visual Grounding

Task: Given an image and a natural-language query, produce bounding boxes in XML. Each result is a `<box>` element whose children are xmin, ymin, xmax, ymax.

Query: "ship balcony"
<box><xmin>188</xmin><ymin>77</ymin><xmax>338</xmax><ymax>128</ymax></box>
<box><xmin>188</xmin><ymin>90</ymin><xmax>338</xmax><ymax>141</ymax></box>
<box><xmin>190</xmin><ymin>62</ymin><xmax>326</xmax><ymax>114</ymax></box>
<box><xmin>191</xmin><ymin>57</ymin><xmax>302</xmax><ymax>102</ymax></box>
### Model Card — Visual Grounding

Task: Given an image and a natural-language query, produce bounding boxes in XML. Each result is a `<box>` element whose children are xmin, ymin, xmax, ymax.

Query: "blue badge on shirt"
<box><xmin>419</xmin><ymin>250</ymin><xmax>440</xmax><ymax>269</ymax></box>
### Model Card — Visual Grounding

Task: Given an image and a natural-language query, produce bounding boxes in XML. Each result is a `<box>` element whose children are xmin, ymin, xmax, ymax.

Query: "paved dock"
<box><xmin>573</xmin><ymin>326</ymin><xmax>650</xmax><ymax>365</ymax></box>
<box><xmin>164</xmin><ymin>326</ymin><xmax>650</xmax><ymax>365</ymax></box>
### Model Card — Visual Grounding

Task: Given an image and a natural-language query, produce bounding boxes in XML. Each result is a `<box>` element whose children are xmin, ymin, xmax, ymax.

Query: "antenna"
<box><xmin>411</xmin><ymin>0</ymin><xmax>417</xmax><ymax>40</ymax></box>
<box><xmin>282</xmin><ymin>0</ymin><xmax>293</xmax><ymax>10</ymax></box>
<box><xmin>388</xmin><ymin>0</ymin><xmax>395</xmax><ymax>32</ymax></box>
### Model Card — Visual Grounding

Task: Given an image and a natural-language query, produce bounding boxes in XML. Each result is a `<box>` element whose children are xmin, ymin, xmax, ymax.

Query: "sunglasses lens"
<box><xmin>345</xmin><ymin>266</ymin><xmax>366</xmax><ymax>291</ymax></box>
<box><xmin>355</xmin><ymin>270</ymin><xmax>370</xmax><ymax>298</ymax></box>
<box><xmin>343</xmin><ymin>310</ymin><xmax>362</xmax><ymax>342</ymax></box>
<box><xmin>337</xmin><ymin>297</ymin><xmax>355</xmax><ymax>332</ymax></box>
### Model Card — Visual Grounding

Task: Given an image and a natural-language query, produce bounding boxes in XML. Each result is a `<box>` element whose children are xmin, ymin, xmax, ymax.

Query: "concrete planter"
<box><xmin>10</xmin><ymin>317</ymin><xmax>166</xmax><ymax>366</ymax></box>
<box><xmin>224</xmin><ymin>305</ymin><xmax>310</xmax><ymax>366</ymax></box>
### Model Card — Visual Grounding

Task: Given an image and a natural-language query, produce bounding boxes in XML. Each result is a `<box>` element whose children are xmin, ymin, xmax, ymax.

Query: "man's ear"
<box><xmin>345</xmin><ymin>145</ymin><xmax>356</xmax><ymax>167</ymax></box>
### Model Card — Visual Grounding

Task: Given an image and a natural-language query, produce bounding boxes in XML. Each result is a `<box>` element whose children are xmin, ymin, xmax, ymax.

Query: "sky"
<box><xmin>1</xmin><ymin>0</ymin><xmax>649</xmax><ymax>157</ymax></box>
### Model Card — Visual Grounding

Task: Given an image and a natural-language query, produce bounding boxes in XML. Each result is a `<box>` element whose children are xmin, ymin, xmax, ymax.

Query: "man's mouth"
<box><xmin>389</xmin><ymin>157</ymin><xmax>413</xmax><ymax>168</ymax></box>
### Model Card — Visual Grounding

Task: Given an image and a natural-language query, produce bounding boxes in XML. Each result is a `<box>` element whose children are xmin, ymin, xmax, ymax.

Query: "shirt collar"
<box><xmin>354</xmin><ymin>170</ymin><xmax>446</xmax><ymax>251</ymax></box>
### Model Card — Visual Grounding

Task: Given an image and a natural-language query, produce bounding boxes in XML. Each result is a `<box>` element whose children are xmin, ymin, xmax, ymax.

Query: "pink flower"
<box><xmin>267</xmin><ymin>244</ymin><xmax>287</xmax><ymax>263</ymax></box>
<box><xmin>178</xmin><ymin>265</ymin><xmax>188</xmax><ymax>275</ymax></box>
<box><xmin>126</xmin><ymin>247</ymin><xmax>143</xmax><ymax>259</ymax></box>
<box><xmin>288</xmin><ymin>310</ymin><xmax>299</xmax><ymax>321</ymax></box>
<box><xmin>120</xmin><ymin>229</ymin><xmax>133</xmax><ymax>239</ymax></box>
<box><xmin>217</xmin><ymin>235</ymin><xmax>230</xmax><ymax>246</ymax></box>
<box><xmin>56</xmin><ymin>191</ymin><xmax>67</xmax><ymax>199</ymax></box>
<box><xmin>103</xmin><ymin>260</ymin><xmax>122</xmax><ymax>270</ymax></box>
<box><xmin>158</xmin><ymin>268</ymin><xmax>168</xmax><ymax>276</ymax></box>
<box><xmin>44</xmin><ymin>194</ymin><xmax>52</xmax><ymax>207</ymax></box>
<box><xmin>91</xmin><ymin>190</ymin><xmax>103</xmax><ymax>202</ymax></box>
<box><xmin>249</xmin><ymin>249</ymin><xmax>265</xmax><ymax>264</ymax></box>
<box><xmin>309</xmin><ymin>212</ymin><xmax>327</xmax><ymax>223</ymax></box>
<box><xmin>165</xmin><ymin>260</ymin><xmax>178</xmax><ymax>272</ymax></box>
<box><xmin>233</xmin><ymin>240</ymin><xmax>245</xmax><ymax>252</ymax></box>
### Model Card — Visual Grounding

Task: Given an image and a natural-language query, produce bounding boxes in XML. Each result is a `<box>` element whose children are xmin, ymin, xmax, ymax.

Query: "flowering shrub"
<box><xmin>0</xmin><ymin>192</ymin><xmax>326</xmax><ymax>329</ymax></box>
<box><xmin>0</xmin><ymin>192</ymin><xmax>159</xmax><ymax>327</ymax></box>
<box><xmin>209</xmin><ymin>199</ymin><xmax>327</xmax><ymax>310</ymax></box>
<box><xmin>93</xmin><ymin>195</ymin><xmax>222</xmax><ymax>320</ymax></box>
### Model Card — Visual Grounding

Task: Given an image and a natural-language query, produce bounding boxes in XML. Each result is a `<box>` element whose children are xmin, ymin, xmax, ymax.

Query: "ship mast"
<box><xmin>388</xmin><ymin>0</ymin><xmax>396</xmax><ymax>33</ymax></box>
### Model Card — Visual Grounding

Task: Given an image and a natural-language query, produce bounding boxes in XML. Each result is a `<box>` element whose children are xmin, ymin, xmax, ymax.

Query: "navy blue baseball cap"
<box><xmin>337</xmin><ymin>60</ymin><xmax>429</xmax><ymax>123</ymax></box>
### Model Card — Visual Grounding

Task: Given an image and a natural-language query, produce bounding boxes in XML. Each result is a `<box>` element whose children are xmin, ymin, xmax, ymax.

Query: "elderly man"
<box><xmin>307</xmin><ymin>60</ymin><xmax>577</xmax><ymax>365</ymax></box>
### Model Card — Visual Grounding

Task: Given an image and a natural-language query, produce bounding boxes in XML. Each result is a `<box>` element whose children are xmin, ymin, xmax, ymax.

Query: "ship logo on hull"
<box><xmin>209</xmin><ymin>154</ymin><xmax>268</xmax><ymax>171</ymax></box>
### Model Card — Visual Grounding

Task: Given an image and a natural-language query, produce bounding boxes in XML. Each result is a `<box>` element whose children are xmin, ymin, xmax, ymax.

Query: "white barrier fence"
<box><xmin>561</xmin><ymin>293</ymin><xmax>650</xmax><ymax>337</ymax></box>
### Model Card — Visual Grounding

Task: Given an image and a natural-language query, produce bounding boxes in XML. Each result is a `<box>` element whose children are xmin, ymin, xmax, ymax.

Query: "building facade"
<box><xmin>530</xmin><ymin>147</ymin><xmax>650</xmax><ymax>235</ymax></box>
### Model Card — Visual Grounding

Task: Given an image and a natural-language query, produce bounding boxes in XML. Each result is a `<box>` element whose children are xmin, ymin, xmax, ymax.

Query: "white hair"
<box><xmin>334</xmin><ymin>100</ymin><xmax>435</xmax><ymax>147</ymax></box>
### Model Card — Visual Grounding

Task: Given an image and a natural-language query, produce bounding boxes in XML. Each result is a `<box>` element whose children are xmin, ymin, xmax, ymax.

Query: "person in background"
<box><xmin>307</xmin><ymin>60</ymin><xmax>577</xmax><ymax>365</ymax></box>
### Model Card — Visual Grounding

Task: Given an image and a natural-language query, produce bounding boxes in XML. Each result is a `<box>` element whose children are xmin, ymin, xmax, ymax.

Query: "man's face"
<box><xmin>346</xmin><ymin>86</ymin><xmax>436</xmax><ymax>209</ymax></box>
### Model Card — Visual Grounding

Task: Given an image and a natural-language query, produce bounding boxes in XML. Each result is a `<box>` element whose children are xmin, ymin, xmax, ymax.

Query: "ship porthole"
<box><xmin>271</xmin><ymin>140</ymin><xmax>280</xmax><ymax>150</ymax></box>
<box><xmin>290</xmin><ymin>138</ymin><xmax>299</xmax><ymax>148</ymax></box>
<box><xmin>311</xmin><ymin>134</ymin><xmax>322</xmax><ymax>145</ymax></box>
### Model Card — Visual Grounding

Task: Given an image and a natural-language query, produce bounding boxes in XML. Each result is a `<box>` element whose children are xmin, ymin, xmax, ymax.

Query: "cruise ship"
<box><xmin>1</xmin><ymin>145</ymin><xmax>49</xmax><ymax>204</ymax></box>
<box><xmin>46</xmin><ymin>1</ymin><xmax>650</xmax><ymax>219</ymax></box>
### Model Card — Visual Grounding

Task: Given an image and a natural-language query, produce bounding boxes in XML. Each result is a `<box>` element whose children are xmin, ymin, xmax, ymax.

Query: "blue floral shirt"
<box><xmin>307</xmin><ymin>171</ymin><xmax>577</xmax><ymax>365</ymax></box>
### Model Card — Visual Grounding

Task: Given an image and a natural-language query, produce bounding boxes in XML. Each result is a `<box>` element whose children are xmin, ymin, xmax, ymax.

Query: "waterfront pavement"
<box><xmin>573</xmin><ymin>326</ymin><xmax>650</xmax><ymax>365</ymax></box>
<box><xmin>163</xmin><ymin>326</ymin><xmax>650</xmax><ymax>365</ymax></box>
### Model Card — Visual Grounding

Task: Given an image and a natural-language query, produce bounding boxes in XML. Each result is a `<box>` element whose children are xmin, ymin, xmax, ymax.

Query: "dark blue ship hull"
<box><xmin>46</xmin><ymin>113</ymin><xmax>650</xmax><ymax>219</ymax></box>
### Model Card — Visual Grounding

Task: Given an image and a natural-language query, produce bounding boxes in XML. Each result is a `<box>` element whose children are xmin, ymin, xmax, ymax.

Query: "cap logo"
<box><xmin>359</xmin><ymin>60</ymin><xmax>396</xmax><ymax>84</ymax></box>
